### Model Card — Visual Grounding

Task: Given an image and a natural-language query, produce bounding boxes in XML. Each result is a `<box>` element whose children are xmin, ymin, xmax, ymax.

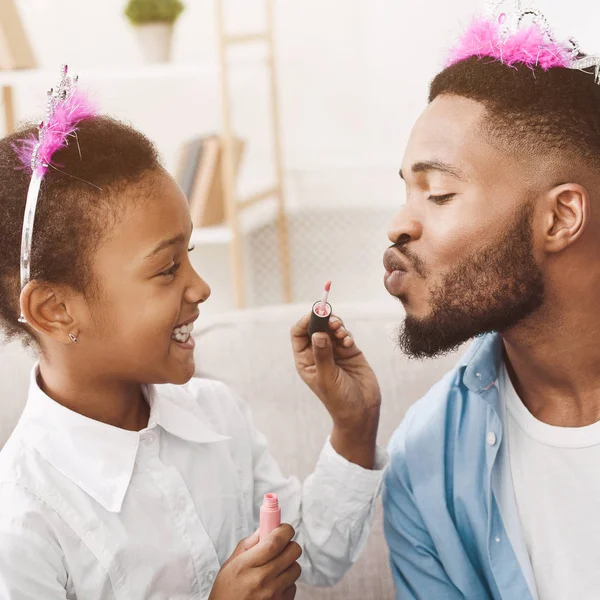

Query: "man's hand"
<box><xmin>291</xmin><ymin>314</ymin><xmax>381</xmax><ymax>469</ymax></box>
<box><xmin>209</xmin><ymin>525</ymin><xmax>301</xmax><ymax>600</ymax></box>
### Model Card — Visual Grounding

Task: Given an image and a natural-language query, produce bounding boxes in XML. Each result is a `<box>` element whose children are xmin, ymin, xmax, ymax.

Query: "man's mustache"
<box><xmin>391</xmin><ymin>244</ymin><xmax>427</xmax><ymax>278</ymax></box>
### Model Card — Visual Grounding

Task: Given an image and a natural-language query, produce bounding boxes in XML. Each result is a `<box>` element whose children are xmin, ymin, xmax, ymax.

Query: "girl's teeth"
<box><xmin>171</xmin><ymin>321</ymin><xmax>194</xmax><ymax>342</ymax></box>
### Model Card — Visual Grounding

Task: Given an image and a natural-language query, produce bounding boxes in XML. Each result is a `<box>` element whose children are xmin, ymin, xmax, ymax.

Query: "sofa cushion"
<box><xmin>0</xmin><ymin>340</ymin><xmax>35</xmax><ymax>447</ymax></box>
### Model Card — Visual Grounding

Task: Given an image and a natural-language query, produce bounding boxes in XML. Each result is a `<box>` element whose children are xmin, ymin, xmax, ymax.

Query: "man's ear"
<box><xmin>19</xmin><ymin>281</ymin><xmax>79</xmax><ymax>344</ymax></box>
<box><xmin>540</xmin><ymin>183</ymin><xmax>589</xmax><ymax>254</ymax></box>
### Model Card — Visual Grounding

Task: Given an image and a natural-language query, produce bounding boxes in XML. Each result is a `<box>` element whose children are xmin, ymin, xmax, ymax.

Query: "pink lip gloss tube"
<box><xmin>259</xmin><ymin>493</ymin><xmax>281</xmax><ymax>541</ymax></box>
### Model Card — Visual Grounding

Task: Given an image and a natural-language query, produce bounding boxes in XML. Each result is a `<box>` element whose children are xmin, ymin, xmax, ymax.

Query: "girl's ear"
<box><xmin>19</xmin><ymin>281</ymin><xmax>78</xmax><ymax>344</ymax></box>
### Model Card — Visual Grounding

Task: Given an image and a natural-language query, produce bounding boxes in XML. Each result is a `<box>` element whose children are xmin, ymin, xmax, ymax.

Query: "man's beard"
<box><xmin>397</xmin><ymin>203</ymin><xmax>545</xmax><ymax>359</ymax></box>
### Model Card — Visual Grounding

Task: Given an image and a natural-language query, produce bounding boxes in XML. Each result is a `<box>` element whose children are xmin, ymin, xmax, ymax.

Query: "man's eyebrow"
<box><xmin>144</xmin><ymin>224</ymin><xmax>193</xmax><ymax>260</ymax></box>
<box><xmin>399</xmin><ymin>160</ymin><xmax>468</xmax><ymax>182</ymax></box>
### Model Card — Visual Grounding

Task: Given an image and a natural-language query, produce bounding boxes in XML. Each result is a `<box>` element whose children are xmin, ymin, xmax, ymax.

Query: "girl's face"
<box><xmin>81</xmin><ymin>168</ymin><xmax>210</xmax><ymax>385</ymax></box>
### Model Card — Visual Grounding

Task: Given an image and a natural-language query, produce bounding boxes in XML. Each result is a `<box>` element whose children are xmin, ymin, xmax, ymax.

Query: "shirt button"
<box><xmin>487</xmin><ymin>432</ymin><xmax>497</xmax><ymax>446</ymax></box>
<box><xmin>495</xmin><ymin>536</ymin><xmax>501</xmax><ymax>543</ymax></box>
<box><xmin>141</xmin><ymin>432</ymin><xmax>156</xmax><ymax>444</ymax></box>
<box><xmin>206</xmin><ymin>570</ymin><xmax>216</xmax><ymax>584</ymax></box>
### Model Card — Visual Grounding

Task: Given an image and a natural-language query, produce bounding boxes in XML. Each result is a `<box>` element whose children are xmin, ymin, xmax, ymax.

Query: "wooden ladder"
<box><xmin>215</xmin><ymin>0</ymin><xmax>292</xmax><ymax>308</ymax></box>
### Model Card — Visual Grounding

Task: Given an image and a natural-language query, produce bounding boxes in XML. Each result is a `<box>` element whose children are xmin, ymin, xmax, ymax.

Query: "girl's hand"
<box><xmin>291</xmin><ymin>314</ymin><xmax>381</xmax><ymax>469</ymax></box>
<box><xmin>208</xmin><ymin>525</ymin><xmax>301</xmax><ymax>600</ymax></box>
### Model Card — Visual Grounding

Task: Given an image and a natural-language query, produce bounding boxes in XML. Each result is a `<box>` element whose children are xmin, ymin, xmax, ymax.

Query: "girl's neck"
<box><xmin>37</xmin><ymin>359</ymin><xmax>150</xmax><ymax>432</ymax></box>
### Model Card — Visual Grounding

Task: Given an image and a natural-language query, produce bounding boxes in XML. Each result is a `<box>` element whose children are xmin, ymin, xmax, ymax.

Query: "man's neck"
<box><xmin>37</xmin><ymin>359</ymin><xmax>150</xmax><ymax>432</ymax></box>
<box><xmin>503</xmin><ymin>302</ymin><xmax>600</xmax><ymax>427</ymax></box>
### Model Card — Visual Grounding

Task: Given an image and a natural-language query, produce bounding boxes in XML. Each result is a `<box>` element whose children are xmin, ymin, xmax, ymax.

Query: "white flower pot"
<box><xmin>134</xmin><ymin>22</ymin><xmax>174</xmax><ymax>64</ymax></box>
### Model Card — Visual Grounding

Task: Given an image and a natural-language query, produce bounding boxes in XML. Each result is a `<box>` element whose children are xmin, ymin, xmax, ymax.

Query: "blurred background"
<box><xmin>2</xmin><ymin>3</ymin><xmax>600</xmax><ymax>597</ymax></box>
<box><xmin>1</xmin><ymin>0</ymin><xmax>597</xmax><ymax>316</ymax></box>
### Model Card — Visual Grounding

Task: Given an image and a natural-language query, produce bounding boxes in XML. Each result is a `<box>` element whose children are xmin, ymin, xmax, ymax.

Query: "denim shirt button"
<box><xmin>487</xmin><ymin>432</ymin><xmax>497</xmax><ymax>446</ymax></box>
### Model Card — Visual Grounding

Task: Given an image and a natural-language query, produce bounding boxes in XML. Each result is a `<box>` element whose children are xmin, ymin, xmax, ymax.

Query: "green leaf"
<box><xmin>124</xmin><ymin>0</ymin><xmax>185</xmax><ymax>25</ymax></box>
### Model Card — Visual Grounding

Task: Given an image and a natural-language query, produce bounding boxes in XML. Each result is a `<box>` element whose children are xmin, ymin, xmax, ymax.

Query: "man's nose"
<box><xmin>387</xmin><ymin>205</ymin><xmax>422</xmax><ymax>246</ymax></box>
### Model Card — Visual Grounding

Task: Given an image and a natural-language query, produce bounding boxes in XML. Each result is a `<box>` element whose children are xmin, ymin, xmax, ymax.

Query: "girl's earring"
<box><xmin>68</xmin><ymin>333</ymin><xmax>78</xmax><ymax>344</ymax></box>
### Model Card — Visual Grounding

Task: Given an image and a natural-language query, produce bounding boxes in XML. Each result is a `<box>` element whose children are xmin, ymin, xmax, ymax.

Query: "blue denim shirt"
<box><xmin>383</xmin><ymin>332</ymin><xmax>538</xmax><ymax>600</ymax></box>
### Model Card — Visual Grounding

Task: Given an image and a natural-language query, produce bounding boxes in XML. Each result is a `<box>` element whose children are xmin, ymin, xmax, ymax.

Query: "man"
<box><xmin>382</xmin><ymin>9</ymin><xmax>600</xmax><ymax>600</ymax></box>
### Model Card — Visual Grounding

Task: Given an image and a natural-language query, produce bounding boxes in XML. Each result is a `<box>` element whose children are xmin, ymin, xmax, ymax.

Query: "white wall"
<box><xmin>8</xmin><ymin>0</ymin><xmax>600</xmax><ymax>314</ymax></box>
<box><xmin>13</xmin><ymin>0</ymin><xmax>599</xmax><ymax>178</ymax></box>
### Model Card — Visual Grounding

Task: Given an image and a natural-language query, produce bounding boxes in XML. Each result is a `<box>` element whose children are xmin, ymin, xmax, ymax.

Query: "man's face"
<box><xmin>385</xmin><ymin>95</ymin><xmax>545</xmax><ymax>358</ymax></box>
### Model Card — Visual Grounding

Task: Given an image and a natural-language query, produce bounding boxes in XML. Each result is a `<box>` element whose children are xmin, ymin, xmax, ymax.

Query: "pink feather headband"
<box><xmin>14</xmin><ymin>65</ymin><xmax>97</xmax><ymax>324</ymax></box>
<box><xmin>446</xmin><ymin>3</ymin><xmax>600</xmax><ymax>81</ymax></box>
<box><xmin>14</xmin><ymin>65</ymin><xmax>96</xmax><ymax>176</ymax></box>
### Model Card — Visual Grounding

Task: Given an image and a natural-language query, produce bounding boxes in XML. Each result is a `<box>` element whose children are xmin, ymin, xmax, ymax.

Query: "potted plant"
<box><xmin>124</xmin><ymin>0</ymin><xmax>185</xmax><ymax>64</ymax></box>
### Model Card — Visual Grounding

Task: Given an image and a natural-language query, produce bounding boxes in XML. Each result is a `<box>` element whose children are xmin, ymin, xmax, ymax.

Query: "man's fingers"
<box><xmin>332</xmin><ymin>325</ymin><xmax>354</xmax><ymax>345</ymax></box>
<box><xmin>243</xmin><ymin>524</ymin><xmax>295</xmax><ymax>567</ymax></box>
<box><xmin>328</xmin><ymin>316</ymin><xmax>356</xmax><ymax>348</ymax></box>
<box><xmin>328</xmin><ymin>315</ymin><xmax>344</xmax><ymax>329</ymax></box>
<box><xmin>292</xmin><ymin>312</ymin><xmax>356</xmax><ymax>362</ymax></box>
<box><xmin>290</xmin><ymin>314</ymin><xmax>311</xmax><ymax>353</ymax></box>
<box><xmin>342</xmin><ymin>334</ymin><xmax>355</xmax><ymax>348</ymax></box>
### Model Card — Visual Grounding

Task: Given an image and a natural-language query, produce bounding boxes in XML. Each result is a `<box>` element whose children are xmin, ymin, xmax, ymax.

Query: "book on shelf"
<box><xmin>176</xmin><ymin>135</ymin><xmax>245</xmax><ymax>229</ymax></box>
<box><xmin>176</xmin><ymin>137</ymin><xmax>204</xmax><ymax>200</ymax></box>
<box><xmin>0</xmin><ymin>0</ymin><xmax>36</xmax><ymax>70</ymax></box>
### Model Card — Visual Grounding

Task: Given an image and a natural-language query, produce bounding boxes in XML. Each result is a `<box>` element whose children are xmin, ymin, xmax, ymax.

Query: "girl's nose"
<box><xmin>186</xmin><ymin>269</ymin><xmax>211</xmax><ymax>305</ymax></box>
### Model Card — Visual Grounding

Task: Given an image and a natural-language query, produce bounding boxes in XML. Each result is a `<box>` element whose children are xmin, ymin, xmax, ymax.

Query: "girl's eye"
<box><xmin>187</xmin><ymin>244</ymin><xmax>196</xmax><ymax>253</ymax></box>
<box><xmin>428</xmin><ymin>193</ymin><xmax>455</xmax><ymax>204</ymax></box>
<box><xmin>159</xmin><ymin>263</ymin><xmax>181</xmax><ymax>278</ymax></box>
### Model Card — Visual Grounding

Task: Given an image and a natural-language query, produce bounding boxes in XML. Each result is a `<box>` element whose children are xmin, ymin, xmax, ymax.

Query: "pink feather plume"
<box><xmin>13</xmin><ymin>87</ymin><xmax>96</xmax><ymax>176</ymax></box>
<box><xmin>446</xmin><ymin>16</ymin><xmax>572</xmax><ymax>70</ymax></box>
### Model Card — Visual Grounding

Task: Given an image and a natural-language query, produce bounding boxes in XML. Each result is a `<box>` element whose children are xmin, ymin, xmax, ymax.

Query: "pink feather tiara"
<box><xmin>14</xmin><ymin>64</ymin><xmax>96</xmax><ymax>177</ymax></box>
<box><xmin>446</xmin><ymin>3</ymin><xmax>600</xmax><ymax>81</ymax></box>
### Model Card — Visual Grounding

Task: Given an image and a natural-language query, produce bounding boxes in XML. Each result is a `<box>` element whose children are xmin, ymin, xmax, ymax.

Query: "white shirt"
<box><xmin>502</xmin><ymin>363</ymin><xmax>600</xmax><ymax>600</ymax></box>
<box><xmin>0</xmin><ymin>368</ymin><xmax>386</xmax><ymax>600</ymax></box>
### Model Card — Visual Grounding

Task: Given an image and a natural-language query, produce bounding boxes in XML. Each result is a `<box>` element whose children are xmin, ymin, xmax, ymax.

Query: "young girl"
<box><xmin>0</xmin><ymin>69</ymin><xmax>385</xmax><ymax>600</ymax></box>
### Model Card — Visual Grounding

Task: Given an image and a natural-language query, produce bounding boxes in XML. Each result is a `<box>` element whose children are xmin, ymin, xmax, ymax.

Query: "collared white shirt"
<box><xmin>0</xmin><ymin>368</ymin><xmax>386</xmax><ymax>600</ymax></box>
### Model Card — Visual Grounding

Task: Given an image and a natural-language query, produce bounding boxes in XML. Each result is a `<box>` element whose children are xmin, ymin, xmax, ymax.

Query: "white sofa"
<box><xmin>0</xmin><ymin>302</ymin><xmax>464</xmax><ymax>600</ymax></box>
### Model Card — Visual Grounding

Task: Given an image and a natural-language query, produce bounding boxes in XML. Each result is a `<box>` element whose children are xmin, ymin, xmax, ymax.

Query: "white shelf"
<box><xmin>0</xmin><ymin>58</ymin><xmax>264</xmax><ymax>86</ymax></box>
<box><xmin>0</xmin><ymin>62</ymin><xmax>277</xmax><ymax>252</ymax></box>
